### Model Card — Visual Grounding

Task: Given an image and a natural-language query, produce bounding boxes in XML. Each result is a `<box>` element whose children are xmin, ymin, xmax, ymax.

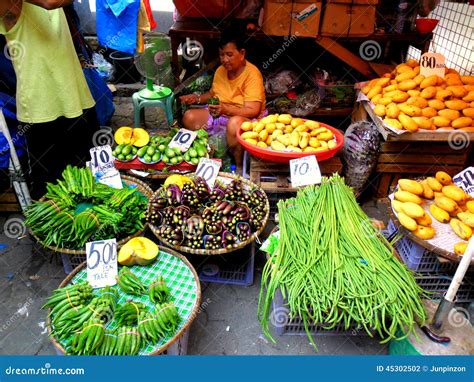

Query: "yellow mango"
<box><xmin>406</xmin><ymin>59</ymin><xmax>419</xmax><ymax>68</ymax></box>
<box><xmin>395</xmin><ymin>70</ymin><xmax>416</xmax><ymax>82</ymax></box>
<box><xmin>431</xmin><ymin>116</ymin><xmax>451</xmax><ymax>128</ymax></box>
<box><xmin>407</xmin><ymin>96</ymin><xmax>428</xmax><ymax>109</ymax></box>
<box><xmin>386</xmin><ymin>104</ymin><xmax>400</xmax><ymax>119</ymax></box>
<box><xmin>467</xmin><ymin>201</ymin><xmax>474</xmax><ymax>213</ymax></box>
<box><xmin>398</xmin><ymin>80</ymin><xmax>417</xmax><ymax>91</ymax></box>
<box><xmin>244</xmin><ymin>138</ymin><xmax>258</xmax><ymax>145</ymax></box>
<box><xmin>276</xmin><ymin>134</ymin><xmax>290</xmax><ymax>146</ymax></box>
<box><xmin>258</xmin><ymin>129</ymin><xmax>269</xmax><ymax>142</ymax></box>
<box><xmin>396</xmin><ymin>64</ymin><xmax>413</xmax><ymax>73</ymax></box>
<box><xmin>275</xmin><ymin>122</ymin><xmax>285</xmax><ymax>130</ymax></box>
<box><xmin>284</xmin><ymin>125</ymin><xmax>294</xmax><ymax>134</ymax></box>
<box><xmin>319</xmin><ymin>141</ymin><xmax>328</xmax><ymax>149</ymax></box>
<box><xmin>421</xmin><ymin>180</ymin><xmax>434</xmax><ymax>200</ymax></box>
<box><xmin>407</xmin><ymin>89</ymin><xmax>421</xmax><ymax>97</ymax></box>
<box><xmin>372</xmin><ymin>94</ymin><xmax>382</xmax><ymax>105</ymax></box>
<box><xmin>452</xmin><ymin>117</ymin><xmax>473</xmax><ymax>129</ymax></box>
<box><xmin>436</xmin><ymin>171</ymin><xmax>452</xmax><ymax>185</ymax></box>
<box><xmin>384</xmin><ymin>118</ymin><xmax>403</xmax><ymax>130</ymax></box>
<box><xmin>265</xmin><ymin>123</ymin><xmax>277</xmax><ymax>134</ymax></box>
<box><xmin>401</xmin><ymin>202</ymin><xmax>425</xmax><ymax>218</ymax></box>
<box><xmin>317</xmin><ymin>131</ymin><xmax>334</xmax><ymax>141</ymax></box>
<box><xmin>378</xmin><ymin>97</ymin><xmax>393</xmax><ymax>106</ymax></box>
<box><xmin>428</xmin><ymin>99</ymin><xmax>445</xmax><ymax>110</ymax></box>
<box><xmin>398</xmin><ymin>179</ymin><xmax>423</xmax><ymax>195</ymax></box>
<box><xmin>277</xmin><ymin>114</ymin><xmax>292</xmax><ymax>124</ymax></box>
<box><xmin>416</xmin><ymin>213</ymin><xmax>433</xmax><ymax>226</ymax></box>
<box><xmin>413</xmin><ymin>74</ymin><xmax>425</xmax><ymax>85</ymax></box>
<box><xmin>398</xmin><ymin>114</ymin><xmax>419</xmax><ymax>131</ymax></box>
<box><xmin>392</xmin><ymin>91</ymin><xmax>410</xmax><ymax>103</ymax></box>
<box><xmin>430</xmin><ymin>204</ymin><xmax>450</xmax><ymax>223</ymax></box>
<box><xmin>420</xmin><ymin>75</ymin><xmax>439</xmax><ymax>89</ymax></box>
<box><xmin>327</xmin><ymin>140</ymin><xmax>337</xmax><ymax>149</ymax></box>
<box><xmin>457</xmin><ymin>212</ymin><xmax>474</xmax><ymax>228</ymax></box>
<box><xmin>291</xmin><ymin>118</ymin><xmax>305</xmax><ymax>128</ymax></box>
<box><xmin>309</xmin><ymin>137</ymin><xmax>320</xmax><ymax>148</ymax></box>
<box><xmin>391</xmin><ymin>199</ymin><xmax>404</xmax><ymax>213</ymax></box>
<box><xmin>374</xmin><ymin>104</ymin><xmax>386</xmax><ymax>117</ymax></box>
<box><xmin>367</xmin><ymin>85</ymin><xmax>382</xmax><ymax>100</ymax></box>
<box><xmin>241</xmin><ymin>121</ymin><xmax>253</xmax><ymax>131</ymax></box>
<box><xmin>462</xmin><ymin>108</ymin><xmax>474</xmax><ymax>118</ymax></box>
<box><xmin>446</xmin><ymin>85</ymin><xmax>468</xmax><ymax>98</ymax></box>
<box><xmin>241</xmin><ymin>131</ymin><xmax>258</xmax><ymax>139</ymax></box>
<box><xmin>394</xmin><ymin>190</ymin><xmax>423</xmax><ymax>204</ymax></box>
<box><xmin>435</xmin><ymin>195</ymin><xmax>458</xmax><ymax>212</ymax></box>
<box><xmin>442</xmin><ymin>185</ymin><xmax>466</xmax><ymax>202</ymax></box>
<box><xmin>383</xmin><ymin>84</ymin><xmax>398</xmax><ymax>94</ymax></box>
<box><xmin>413</xmin><ymin>226</ymin><xmax>436</xmax><ymax>240</ymax></box>
<box><xmin>461</xmin><ymin>76</ymin><xmax>474</xmax><ymax>85</ymax></box>
<box><xmin>305</xmin><ymin>120</ymin><xmax>320</xmax><ymax>129</ymax></box>
<box><xmin>412</xmin><ymin>116</ymin><xmax>434</xmax><ymax>130</ymax></box>
<box><xmin>422</xmin><ymin>107</ymin><xmax>438</xmax><ymax>118</ymax></box>
<box><xmin>299</xmin><ymin>133</ymin><xmax>309</xmax><ymax>149</ymax></box>
<box><xmin>290</xmin><ymin>131</ymin><xmax>300</xmax><ymax>147</ymax></box>
<box><xmin>253</xmin><ymin>122</ymin><xmax>265</xmax><ymax>133</ymax></box>
<box><xmin>271</xmin><ymin>141</ymin><xmax>286</xmax><ymax>151</ymax></box>
<box><xmin>435</xmin><ymin>89</ymin><xmax>453</xmax><ymax>100</ymax></box>
<box><xmin>438</xmin><ymin>109</ymin><xmax>460</xmax><ymax>121</ymax></box>
<box><xmin>420</xmin><ymin>86</ymin><xmax>437</xmax><ymax>99</ymax></box>
<box><xmin>454</xmin><ymin>242</ymin><xmax>468</xmax><ymax>255</ymax></box>
<box><xmin>450</xmin><ymin>218</ymin><xmax>473</xmax><ymax>240</ymax></box>
<box><xmin>426</xmin><ymin>177</ymin><xmax>443</xmax><ymax>191</ymax></box>
<box><xmin>398</xmin><ymin>211</ymin><xmax>418</xmax><ymax>231</ymax></box>
<box><xmin>295</xmin><ymin>125</ymin><xmax>310</xmax><ymax>133</ymax></box>
<box><xmin>257</xmin><ymin>141</ymin><xmax>267</xmax><ymax>148</ymax></box>
<box><xmin>445</xmin><ymin>99</ymin><xmax>469</xmax><ymax>111</ymax></box>
<box><xmin>271</xmin><ymin>129</ymin><xmax>283</xmax><ymax>139</ymax></box>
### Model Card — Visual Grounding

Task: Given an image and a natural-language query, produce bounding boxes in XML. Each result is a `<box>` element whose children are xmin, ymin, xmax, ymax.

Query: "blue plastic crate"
<box><xmin>415</xmin><ymin>273</ymin><xmax>474</xmax><ymax>303</ymax></box>
<box><xmin>271</xmin><ymin>288</ymin><xmax>371</xmax><ymax>336</ymax></box>
<box><xmin>198</xmin><ymin>243</ymin><xmax>255</xmax><ymax>286</ymax></box>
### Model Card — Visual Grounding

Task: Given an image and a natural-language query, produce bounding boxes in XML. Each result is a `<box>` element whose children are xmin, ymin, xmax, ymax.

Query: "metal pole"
<box><xmin>431</xmin><ymin>237</ymin><xmax>474</xmax><ymax>331</ymax></box>
<box><xmin>0</xmin><ymin>108</ymin><xmax>31</xmax><ymax>211</ymax></box>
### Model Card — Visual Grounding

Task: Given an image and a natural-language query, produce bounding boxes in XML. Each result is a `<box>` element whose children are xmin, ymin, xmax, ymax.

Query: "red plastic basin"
<box><xmin>415</xmin><ymin>18</ymin><xmax>439</xmax><ymax>34</ymax></box>
<box><xmin>237</xmin><ymin>122</ymin><xmax>344</xmax><ymax>164</ymax></box>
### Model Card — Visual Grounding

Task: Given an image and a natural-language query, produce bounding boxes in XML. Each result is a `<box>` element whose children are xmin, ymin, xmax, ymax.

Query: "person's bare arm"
<box><xmin>26</xmin><ymin>0</ymin><xmax>73</xmax><ymax>10</ymax></box>
<box><xmin>217</xmin><ymin>101</ymin><xmax>261</xmax><ymax>118</ymax></box>
<box><xmin>0</xmin><ymin>0</ymin><xmax>21</xmax><ymax>32</ymax></box>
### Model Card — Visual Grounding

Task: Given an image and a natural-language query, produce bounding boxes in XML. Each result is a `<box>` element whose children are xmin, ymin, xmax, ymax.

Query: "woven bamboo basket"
<box><xmin>149</xmin><ymin>172</ymin><xmax>270</xmax><ymax>255</ymax></box>
<box><xmin>29</xmin><ymin>175</ymin><xmax>153</xmax><ymax>256</ymax></box>
<box><xmin>48</xmin><ymin>246</ymin><xmax>201</xmax><ymax>356</ymax></box>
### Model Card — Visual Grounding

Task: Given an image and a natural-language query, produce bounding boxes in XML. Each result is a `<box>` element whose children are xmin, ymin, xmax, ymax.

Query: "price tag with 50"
<box><xmin>290</xmin><ymin>155</ymin><xmax>322</xmax><ymax>188</ymax></box>
<box><xmin>195</xmin><ymin>158</ymin><xmax>221</xmax><ymax>188</ymax></box>
<box><xmin>168</xmin><ymin>128</ymin><xmax>198</xmax><ymax>152</ymax></box>
<box><xmin>86</xmin><ymin>239</ymin><xmax>118</xmax><ymax>288</ymax></box>
<box><xmin>454</xmin><ymin>167</ymin><xmax>474</xmax><ymax>197</ymax></box>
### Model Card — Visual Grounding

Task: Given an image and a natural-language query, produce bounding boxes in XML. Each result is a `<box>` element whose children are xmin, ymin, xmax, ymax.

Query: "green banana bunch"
<box><xmin>70</xmin><ymin>317</ymin><xmax>105</xmax><ymax>355</ymax></box>
<box><xmin>116</xmin><ymin>268</ymin><xmax>147</xmax><ymax>296</ymax></box>
<box><xmin>154</xmin><ymin>302</ymin><xmax>180</xmax><ymax>334</ymax></box>
<box><xmin>115</xmin><ymin>326</ymin><xmax>141</xmax><ymax>356</ymax></box>
<box><xmin>148</xmin><ymin>276</ymin><xmax>170</xmax><ymax>304</ymax></box>
<box><xmin>95</xmin><ymin>329</ymin><xmax>118</xmax><ymax>356</ymax></box>
<box><xmin>138</xmin><ymin>311</ymin><xmax>162</xmax><ymax>343</ymax></box>
<box><xmin>42</xmin><ymin>282</ymin><xmax>93</xmax><ymax>310</ymax></box>
<box><xmin>115</xmin><ymin>302</ymin><xmax>146</xmax><ymax>326</ymax></box>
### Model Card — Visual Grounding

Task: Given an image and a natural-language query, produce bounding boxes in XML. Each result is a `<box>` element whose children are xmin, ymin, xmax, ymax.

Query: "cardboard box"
<box><xmin>320</xmin><ymin>1</ymin><xmax>378</xmax><ymax>37</ymax></box>
<box><xmin>262</xmin><ymin>0</ymin><xmax>322</xmax><ymax>37</ymax></box>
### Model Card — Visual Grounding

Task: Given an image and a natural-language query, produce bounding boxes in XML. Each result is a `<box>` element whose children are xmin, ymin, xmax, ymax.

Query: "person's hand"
<box><xmin>180</xmin><ymin>94</ymin><xmax>199</xmax><ymax>104</ymax></box>
<box><xmin>208</xmin><ymin>104</ymin><xmax>222</xmax><ymax>118</ymax></box>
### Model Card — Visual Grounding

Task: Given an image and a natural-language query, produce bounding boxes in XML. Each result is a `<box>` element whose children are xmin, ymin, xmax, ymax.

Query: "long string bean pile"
<box><xmin>258</xmin><ymin>175</ymin><xmax>427</xmax><ymax>348</ymax></box>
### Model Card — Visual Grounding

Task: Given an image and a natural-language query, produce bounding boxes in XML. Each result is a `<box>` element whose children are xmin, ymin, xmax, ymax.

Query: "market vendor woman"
<box><xmin>180</xmin><ymin>31</ymin><xmax>266</xmax><ymax>172</ymax></box>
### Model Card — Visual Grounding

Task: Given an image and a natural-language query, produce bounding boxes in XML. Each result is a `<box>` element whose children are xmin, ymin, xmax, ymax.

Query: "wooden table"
<box><xmin>361</xmin><ymin>102</ymin><xmax>474</xmax><ymax>198</ymax></box>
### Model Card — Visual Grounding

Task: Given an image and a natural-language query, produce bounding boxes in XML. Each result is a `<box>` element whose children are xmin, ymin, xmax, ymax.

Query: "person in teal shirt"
<box><xmin>0</xmin><ymin>0</ymin><xmax>98</xmax><ymax>199</ymax></box>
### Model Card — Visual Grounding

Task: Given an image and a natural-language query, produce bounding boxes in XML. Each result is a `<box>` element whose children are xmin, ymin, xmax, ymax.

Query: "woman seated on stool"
<box><xmin>180</xmin><ymin>30</ymin><xmax>266</xmax><ymax>173</ymax></box>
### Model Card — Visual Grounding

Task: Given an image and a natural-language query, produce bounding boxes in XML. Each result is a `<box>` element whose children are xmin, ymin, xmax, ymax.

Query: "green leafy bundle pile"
<box><xmin>26</xmin><ymin>166</ymin><xmax>147</xmax><ymax>249</ymax></box>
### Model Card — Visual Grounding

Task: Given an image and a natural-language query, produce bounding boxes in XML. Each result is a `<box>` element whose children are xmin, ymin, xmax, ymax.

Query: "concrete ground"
<box><xmin>0</xmin><ymin>96</ymin><xmax>466</xmax><ymax>356</ymax></box>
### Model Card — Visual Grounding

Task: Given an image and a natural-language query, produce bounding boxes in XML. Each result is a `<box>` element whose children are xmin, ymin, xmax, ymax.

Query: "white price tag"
<box><xmin>290</xmin><ymin>155</ymin><xmax>321</xmax><ymax>188</ymax></box>
<box><xmin>96</xmin><ymin>168</ymin><xmax>123</xmax><ymax>189</ymax></box>
<box><xmin>453</xmin><ymin>167</ymin><xmax>474</xmax><ymax>196</ymax></box>
<box><xmin>195</xmin><ymin>158</ymin><xmax>221</xmax><ymax>188</ymax></box>
<box><xmin>420</xmin><ymin>53</ymin><xmax>445</xmax><ymax>78</ymax></box>
<box><xmin>167</xmin><ymin>128</ymin><xmax>197</xmax><ymax>152</ymax></box>
<box><xmin>86</xmin><ymin>239</ymin><xmax>118</xmax><ymax>289</ymax></box>
<box><xmin>90</xmin><ymin>145</ymin><xmax>114</xmax><ymax>172</ymax></box>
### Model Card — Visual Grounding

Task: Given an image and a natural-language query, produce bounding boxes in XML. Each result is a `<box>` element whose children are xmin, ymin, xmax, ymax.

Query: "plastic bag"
<box><xmin>93</xmin><ymin>52</ymin><xmax>115</xmax><ymax>81</ymax></box>
<box><xmin>274</xmin><ymin>89</ymin><xmax>321</xmax><ymax>117</ymax></box>
<box><xmin>265</xmin><ymin>70</ymin><xmax>301</xmax><ymax>96</ymax></box>
<box><xmin>342</xmin><ymin>121</ymin><xmax>380</xmax><ymax>196</ymax></box>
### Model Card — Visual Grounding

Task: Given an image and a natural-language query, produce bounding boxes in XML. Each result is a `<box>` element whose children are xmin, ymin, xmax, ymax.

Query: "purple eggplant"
<box><xmin>221</xmin><ymin>230</ymin><xmax>238</xmax><ymax>249</ymax></box>
<box><xmin>166</xmin><ymin>185</ymin><xmax>182</xmax><ymax>205</ymax></box>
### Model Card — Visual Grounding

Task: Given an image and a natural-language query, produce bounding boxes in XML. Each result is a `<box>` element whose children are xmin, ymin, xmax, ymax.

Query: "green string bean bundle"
<box><xmin>258</xmin><ymin>174</ymin><xmax>427</xmax><ymax>349</ymax></box>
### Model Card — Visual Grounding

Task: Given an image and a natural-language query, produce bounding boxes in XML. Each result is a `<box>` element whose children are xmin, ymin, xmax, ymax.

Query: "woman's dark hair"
<box><xmin>219</xmin><ymin>28</ymin><xmax>245</xmax><ymax>51</ymax></box>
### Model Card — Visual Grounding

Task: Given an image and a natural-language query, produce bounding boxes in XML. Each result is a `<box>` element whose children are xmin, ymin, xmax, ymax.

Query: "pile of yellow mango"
<box><xmin>363</xmin><ymin>59</ymin><xmax>474</xmax><ymax>132</ymax></box>
<box><xmin>392</xmin><ymin>171</ymin><xmax>473</xmax><ymax>255</ymax></box>
<box><xmin>240</xmin><ymin>113</ymin><xmax>337</xmax><ymax>153</ymax></box>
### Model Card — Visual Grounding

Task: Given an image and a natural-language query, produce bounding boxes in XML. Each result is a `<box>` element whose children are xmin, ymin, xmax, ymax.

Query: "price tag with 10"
<box><xmin>454</xmin><ymin>167</ymin><xmax>474</xmax><ymax>197</ymax></box>
<box><xmin>290</xmin><ymin>155</ymin><xmax>322</xmax><ymax>188</ymax></box>
<box><xmin>167</xmin><ymin>128</ymin><xmax>198</xmax><ymax>152</ymax></box>
<box><xmin>195</xmin><ymin>158</ymin><xmax>221</xmax><ymax>188</ymax></box>
<box><xmin>86</xmin><ymin>239</ymin><xmax>118</xmax><ymax>288</ymax></box>
<box><xmin>88</xmin><ymin>145</ymin><xmax>122</xmax><ymax>189</ymax></box>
